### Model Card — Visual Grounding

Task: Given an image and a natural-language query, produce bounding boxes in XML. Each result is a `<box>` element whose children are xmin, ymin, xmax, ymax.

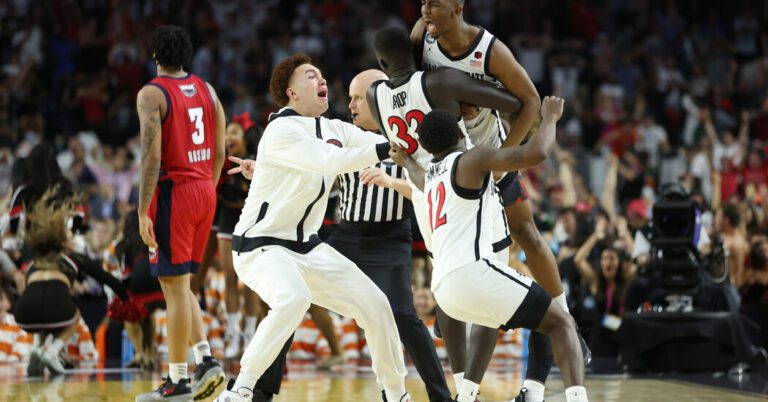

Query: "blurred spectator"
<box><xmin>742</xmin><ymin>238</ymin><xmax>768</xmax><ymax>305</ymax></box>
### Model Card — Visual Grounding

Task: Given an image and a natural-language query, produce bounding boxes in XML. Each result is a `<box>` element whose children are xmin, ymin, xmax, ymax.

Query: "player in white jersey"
<box><xmin>367</xmin><ymin>27</ymin><xmax>526</xmax><ymax>396</ymax></box>
<box><xmin>408</xmin><ymin>99</ymin><xmax>588</xmax><ymax>402</ymax></box>
<box><xmin>413</xmin><ymin>3</ymin><xmax>589</xmax><ymax>401</ymax></box>
<box><xmin>215</xmin><ymin>54</ymin><xmax>412</xmax><ymax>402</ymax></box>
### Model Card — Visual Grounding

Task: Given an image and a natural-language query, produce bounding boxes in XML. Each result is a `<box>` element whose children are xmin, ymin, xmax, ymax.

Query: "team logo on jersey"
<box><xmin>326</xmin><ymin>139</ymin><xmax>343</xmax><ymax>148</ymax></box>
<box><xmin>470</xmin><ymin>51</ymin><xmax>483</xmax><ymax>68</ymax></box>
<box><xmin>179</xmin><ymin>84</ymin><xmax>197</xmax><ymax>97</ymax></box>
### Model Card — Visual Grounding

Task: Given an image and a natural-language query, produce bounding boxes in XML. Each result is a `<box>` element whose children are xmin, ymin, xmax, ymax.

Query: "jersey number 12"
<box><xmin>428</xmin><ymin>181</ymin><xmax>447</xmax><ymax>232</ymax></box>
<box><xmin>189</xmin><ymin>107</ymin><xmax>205</xmax><ymax>145</ymax></box>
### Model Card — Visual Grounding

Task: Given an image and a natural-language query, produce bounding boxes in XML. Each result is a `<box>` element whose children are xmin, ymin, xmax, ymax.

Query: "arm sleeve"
<box><xmin>72</xmin><ymin>254</ymin><xmax>129</xmax><ymax>299</ymax></box>
<box><xmin>262</xmin><ymin>120</ymin><xmax>387</xmax><ymax>176</ymax></box>
<box><xmin>334</xmin><ymin>119</ymin><xmax>388</xmax><ymax>148</ymax></box>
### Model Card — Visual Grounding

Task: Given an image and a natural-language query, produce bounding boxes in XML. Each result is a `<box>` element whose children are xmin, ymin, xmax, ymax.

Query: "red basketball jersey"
<box><xmin>147</xmin><ymin>74</ymin><xmax>217</xmax><ymax>182</ymax></box>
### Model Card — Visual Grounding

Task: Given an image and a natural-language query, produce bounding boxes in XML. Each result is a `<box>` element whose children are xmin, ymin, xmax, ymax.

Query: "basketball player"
<box><xmin>414</xmin><ymin>100</ymin><xmax>589</xmax><ymax>402</ymax></box>
<box><xmin>214</xmin><ymin>54</ymin><xmax>411</xmax><ymax>402</ymax></box>
<box><xmin>368</xmin><ymin>26</ymin><xmax>521</xmax><ymax>398</ymax></box>
<box><xmin>413</xmin><ymin>2</ymin><xmax>588</xmax><ymax>401</ymax></box>
<box><xmin>135</xmin><ymin>26</ymin><xmax>226</xmax><ymax>401</ymax></box>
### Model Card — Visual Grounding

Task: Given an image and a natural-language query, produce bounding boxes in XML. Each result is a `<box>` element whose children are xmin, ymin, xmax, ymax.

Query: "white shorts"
<box><xmin>432</xmin><ymin>257</ymin><xmax>551</xmax><ymax>331</ymax></box>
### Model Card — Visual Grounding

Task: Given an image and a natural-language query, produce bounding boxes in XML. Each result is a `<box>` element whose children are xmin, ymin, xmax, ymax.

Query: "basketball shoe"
<box><xmin>192</xmin><ymin>356</ymin><xmax>225</xmax><ymax>400</ymax></box>
<box><xmin>214</xmin><ymin>379</ymin><xmax>253</xmax><ymax>402</ymax></box>
<box><xmin>135</xmin><ymin>378</ymin><xmax>193</xmax><ymax>402</ymax></box>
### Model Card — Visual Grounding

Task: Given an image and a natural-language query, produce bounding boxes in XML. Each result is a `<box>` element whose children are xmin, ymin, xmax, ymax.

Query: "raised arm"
<box><xmin>136</xmin><ymin>85</ymin><xmax>164</xmax><ymax>249</ymax></box>
<box><xmin>461</xmin><ymin>96</ymin><xmax>562</xmax><ymax>174</ymax></box>
<box><xmin>601</xmin><ymin>154</ymin><xmax>619</xmax><ymax>218</ymax></box>
<box><xmin>488</xmin><ymin>39</ymin><xmax>541</xmax><ymax>147</ymax></box>
<box><xmin>573</xmin><ymin>222</ymin><xmax>605</xmax><ymax>292</ymax></box>
<box><xmin>410</xmin><ymin>19</ymin><xmax>426</xmax><ymax>67</ymax></box>
<box><xmin>207</xmin><ymin>82</ymin><xmax>226</xmax><ymax>186</ymax></box>
<box><xmin>426</xmin><ymin>68</ymin><xmax>522</xmax><ymax>118</ymax></box>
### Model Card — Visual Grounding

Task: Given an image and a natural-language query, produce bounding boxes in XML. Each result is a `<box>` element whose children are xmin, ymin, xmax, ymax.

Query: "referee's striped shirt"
<box><xmin>338</xmin><ymin>161</ymin><xmax>409</xmax><ymax>222</ymax></box>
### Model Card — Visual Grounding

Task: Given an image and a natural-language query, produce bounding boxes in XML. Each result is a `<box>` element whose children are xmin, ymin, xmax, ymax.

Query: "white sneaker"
<box><xmin>41</xmin><ymin>349</ymin><xmax>66</xmax><ymax>374</ymax></box>
<box><xmin>214</xmin><ymin>380</ymin><xmax>253</xmax><ymax>402</ymax></box>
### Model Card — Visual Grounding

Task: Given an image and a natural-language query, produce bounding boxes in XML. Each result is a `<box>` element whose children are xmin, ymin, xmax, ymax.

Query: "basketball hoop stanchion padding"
<box><xmin>617</xmin><ymin>311</ymin><xmax>759</xmax><ymax>372</ymax></box>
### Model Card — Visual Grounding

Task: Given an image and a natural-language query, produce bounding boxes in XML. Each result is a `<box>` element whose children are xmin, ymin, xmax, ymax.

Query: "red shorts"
<box><xmin>148</xmin><ymin>179</ymin><xmax>216</xmax><ymax>276</ymax></box>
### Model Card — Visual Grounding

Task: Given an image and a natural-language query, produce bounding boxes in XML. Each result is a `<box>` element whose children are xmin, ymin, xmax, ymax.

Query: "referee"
<box><xmin>333</xmin><ymin>69</ymin><xmax>452</xmax><ymax>402</ymax></box>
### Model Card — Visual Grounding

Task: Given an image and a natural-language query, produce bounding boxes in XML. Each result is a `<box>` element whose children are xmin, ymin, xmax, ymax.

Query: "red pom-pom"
<box><xmin>108</xmin><ymin>297</ymin><xmax>148</xmax><ymax>323</ymax></box>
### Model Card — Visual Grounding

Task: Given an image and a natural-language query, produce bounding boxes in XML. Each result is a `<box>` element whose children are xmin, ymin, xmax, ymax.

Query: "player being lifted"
<box><xmin>368</xmin><ymin>26</ymin><xmax>520</xmax><ymax>400</ymax></box>
<box><xmin>413</xmin><ymin>2</ymin><xmax>590</xmax><ymax>400</ymax></box>
<box><xmin>408</xmin><ymin>99</ymin><xmax>589</xmax><ymax>402</ymax></box>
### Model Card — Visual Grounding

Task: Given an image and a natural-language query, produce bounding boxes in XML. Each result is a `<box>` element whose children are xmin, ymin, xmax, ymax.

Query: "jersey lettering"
<box><xmin>387</xmin><ymin>109</ymin><xmax>425</xmax><ymax>155</ymax></box>
<box><xmin>392</xmin><ymin>91</ymin><xmax>407</xmax><ymax>109</ymax></box>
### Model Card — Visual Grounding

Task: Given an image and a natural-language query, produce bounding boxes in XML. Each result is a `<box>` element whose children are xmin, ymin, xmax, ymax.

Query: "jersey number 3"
<box><xmin>427</xmin><ymin>181</ymin><xmax>447</xmax><ymax>232</ymax></box>
<box><xmin>388</xmin><ymin>110</ymin><xmax>424</xmax><ymax>155</ymax></box>
<box><xmin>189</xmin><ymin>107</ymin><xmax>205</xmax><ymax>145</ymax></box>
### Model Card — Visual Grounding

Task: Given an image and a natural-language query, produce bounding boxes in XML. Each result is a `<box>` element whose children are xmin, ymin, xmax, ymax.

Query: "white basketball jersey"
<box><xmin>373</xmin><ymin>71</ymin><xmax>471</xmax><ymax>170</ymax></box>
<box><xmin>425</xmin><ymin>151</ymin><xmax>501</xmax><ymax>286</ymax></box>
<box><xmin>422</xmin><ymin>28</ymin><xmax>506</xmax><ymax>148</ymax></box>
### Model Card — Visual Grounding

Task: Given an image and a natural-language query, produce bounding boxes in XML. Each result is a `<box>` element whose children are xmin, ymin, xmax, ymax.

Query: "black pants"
<box><xmin>330</xmin><ymin>220</ymin><xmax>451</xmax><ymax>401</ymax></box>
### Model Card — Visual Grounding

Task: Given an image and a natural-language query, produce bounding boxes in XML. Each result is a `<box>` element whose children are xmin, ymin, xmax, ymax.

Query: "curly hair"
<box><xmin>418</xmin><ymin>109</ymin><xmax>462</xmax><ymax>155</ymax></box>
<box><xmin>151</xmin><ymin>25</ymin><xmax>193</xmax><ymax>72</ymax></box>
<box><xmin>269</xmin><ymin>54</ymin><xmax>312</xmax><ymax>107</ymax></box>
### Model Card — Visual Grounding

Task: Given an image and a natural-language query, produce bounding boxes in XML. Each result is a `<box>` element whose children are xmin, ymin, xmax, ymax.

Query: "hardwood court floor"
<box><xmin>3</xmin><ymin>369</ymin><xmax>767</xmax><ymax>402</ymax></box>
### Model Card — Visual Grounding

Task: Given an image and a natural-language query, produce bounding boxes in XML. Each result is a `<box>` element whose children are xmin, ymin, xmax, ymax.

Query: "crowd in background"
<box><xmin>0</xmin><ymin>0</ymin><xmax>767</xmax><ymax>367</ymax></box>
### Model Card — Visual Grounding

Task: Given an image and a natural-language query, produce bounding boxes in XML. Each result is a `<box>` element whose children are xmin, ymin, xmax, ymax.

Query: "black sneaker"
<box><xmin>192</xmin><ymin>356</ymin><xmax>225</xmax><ymax>401</ymax></box>
<box><xmin>513</xmin><ymin>387</ymin><xmax>529</xmax><ymax>401</ymax></box>
<box><xmin>135</xmin><ymin>378</ymin><xmax>193</xmax><ymax>401</ymax></box>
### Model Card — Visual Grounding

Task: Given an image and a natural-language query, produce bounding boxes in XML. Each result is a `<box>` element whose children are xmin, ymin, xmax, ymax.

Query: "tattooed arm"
<box><xmin>136</xmin><ymin>85</ymin><xmax>164</xmax><ymax>249</ymax></box>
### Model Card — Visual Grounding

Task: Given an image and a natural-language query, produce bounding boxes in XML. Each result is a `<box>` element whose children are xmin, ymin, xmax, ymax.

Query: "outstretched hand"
<box><xmin>389</xmin><ymin>142</ymin><xmax>411</xmax><ymax>167</ymax></box>
<box><xmin>360</xmin><ymin>167</ymin><xmax>394</xmax><ymax>188</ymax></box>
<box><xmin>227</xmin><ymin>156</ymin><xmax>255</xmax><ymax>180</ymax></box>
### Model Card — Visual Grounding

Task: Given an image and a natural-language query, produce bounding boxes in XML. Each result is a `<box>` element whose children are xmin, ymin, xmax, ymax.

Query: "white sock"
<box><xmin>233</xmin><ymin>371</ymin><xmax>259</xmax><ymax>393</ymax></box>
<box><xmin>169</xmin><ymin>362</ymin><xmax>188</xmax><ymax>383</ymax></box>
<box><xmin>244</xmin><ymin>316</ymin><xmax>257</xmax><ymax>336</ymax></box>
<box><xmin>554</xmin><ymin>293</ymin><xmax>569</xmax><ymax>313</ymax></box>
<box><xmin>457</xmin><ymin>380</ymin><xmax>480</xmax><ymax>402</ymax></box>
<box><xmin>452</xmin><ymin>372</ymin><xmax>464</xmax><ymax>388</ymax></box>
<box><xmin>384</xmin><ymin>385</ymin><xmax>407</xmax><ymax>402</ymax></box>
<box><xmin>227</xmin><ymin>312</ymin><xmax>242</xmax><ymax>336</ymax></box>
<box><xmin>565</xmin><ymin>385</ymin><xmax>588</xmax><ymax>402</ymax></box>
<box><xmin>48</xmin><ymin>339</ymin><xmax>65</xmax><ymax>356</ymax></box>
<box><xmin>522</xmin><ymin>379</ymin><xmax>546</xmax><ymax>402</ymax></box>
<box><xmin>193</xmin><ymin>341</ymin><xmax>212</xmax><ymax>364</ymax></box>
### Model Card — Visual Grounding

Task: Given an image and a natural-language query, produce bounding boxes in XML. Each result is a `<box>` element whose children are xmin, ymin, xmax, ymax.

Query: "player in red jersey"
<box><xmin>135</xmin><ymin>26</ymin><xmax>226</xmax><ymax>402</ymax></box>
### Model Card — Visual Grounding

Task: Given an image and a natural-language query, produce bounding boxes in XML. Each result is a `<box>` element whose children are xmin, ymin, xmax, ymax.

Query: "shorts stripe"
<box><xmin>156</xmin><ymin>180</ymin><xmax>174</xmax><ymax>265</ymax></box>
<box><xmin>483</xmin><ymin>258</ymin><xmax>529</xmax><ymax>289</ymax></box>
